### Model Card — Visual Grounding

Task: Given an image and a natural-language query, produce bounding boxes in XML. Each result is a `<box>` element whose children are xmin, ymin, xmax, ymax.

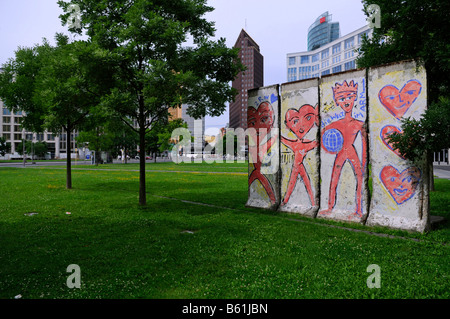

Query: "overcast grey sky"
<box><xmin>0</xmin><ymin>0</ymin><xmax>368</xmax><ymax>131</ymax></box>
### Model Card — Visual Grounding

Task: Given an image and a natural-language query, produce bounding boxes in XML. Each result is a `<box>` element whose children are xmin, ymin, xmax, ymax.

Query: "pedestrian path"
<box><xmin>434</xmin><ymin>165</ymin><xmax>450</xmax><ymax>180</ymax></box>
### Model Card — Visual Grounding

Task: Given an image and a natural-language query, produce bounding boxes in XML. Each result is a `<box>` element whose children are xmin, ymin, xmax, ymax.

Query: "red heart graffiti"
<box><xmin>380</xmin><ymin>125</ymin><xmax>405</xmax><ymax>159</ymax></box>
<box><xmin>380</xmin><ymin>166</ymin><xmax>421</xmax><ymax>205</ymax></box>
<box><xmin>378</xmin><ymin>80</ymin><xmax>422</xmax><ymax>119</ymax></box>
<box><xmin>285</xmin><ymin>104</ymin><xmax>319</xmax><ymax>139</ymax></box>
<box><xmin>248</xmin><ymin>101</ymin><xmax>275</xmax><ymax>142</ymax></box>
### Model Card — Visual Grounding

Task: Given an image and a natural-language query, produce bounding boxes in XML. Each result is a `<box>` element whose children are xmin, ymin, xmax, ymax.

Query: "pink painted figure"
<box><xmin>280</xmin><ymin>104</ymin><xmax>319</xmax><ymax>206</ymax></box>
<box><xmin>320</xmin><ymin>80</ymin><xmax>367</xmax><ymax>217</ymax></box>
<box><xmin>247</xmin><ymin>101</ymin><xmax>277</xmax><ymax>204</ymax></box>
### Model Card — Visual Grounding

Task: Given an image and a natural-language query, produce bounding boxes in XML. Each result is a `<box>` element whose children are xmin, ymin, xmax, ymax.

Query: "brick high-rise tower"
<box><xmin>229</xmin><ymin>29</ymin><xmax>264</xmax><ymax>129</ymax></box>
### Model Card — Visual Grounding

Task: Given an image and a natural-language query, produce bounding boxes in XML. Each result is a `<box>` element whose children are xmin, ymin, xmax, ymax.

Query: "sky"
<box><xmin>0</xmin><ymin>0</ymin><xmax>368</xmax><ymax>134</ymax></box>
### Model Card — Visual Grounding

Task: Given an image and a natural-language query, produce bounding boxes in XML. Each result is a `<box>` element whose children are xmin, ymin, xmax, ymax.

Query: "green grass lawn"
<box><xmin>0</xmin><ymin>162</ymin><xmax>448</xmax><ymax>299</ymax></box>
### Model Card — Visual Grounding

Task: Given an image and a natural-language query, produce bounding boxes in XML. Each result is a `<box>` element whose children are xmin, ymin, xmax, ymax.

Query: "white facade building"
<box><xmin>286</xmin><ymin>25</ymin><xmax>372</xmax><ymax>82</ymax></box>
<box><xmin>0</xmin><ymin>99</ymin><xmax>77</xmax><ymax>159</ymax></box>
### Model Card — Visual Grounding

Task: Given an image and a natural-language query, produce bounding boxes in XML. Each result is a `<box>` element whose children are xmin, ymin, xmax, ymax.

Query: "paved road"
<box><xmin>434</xmin><ymin>165</ymin><xmax>450</xmax><ymax>180</ymax></box>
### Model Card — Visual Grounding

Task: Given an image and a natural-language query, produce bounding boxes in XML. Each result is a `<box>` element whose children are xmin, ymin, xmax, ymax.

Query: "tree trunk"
<box><xmin>429</xmin><ymin>155</ymin><xmax>435</xmax><ymax>192</ymax></box>
<box><xmin>66</xmin><ymin>127</ymin><xmax>72</xmax><ymax>189</ymax></box>
<box><xmin>139</xmin><ymin>126</ymin><xmax>146</xmax><ymax>206</ymax></box>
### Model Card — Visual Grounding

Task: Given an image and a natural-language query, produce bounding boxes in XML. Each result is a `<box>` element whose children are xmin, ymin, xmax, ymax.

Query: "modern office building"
<box><xmin>229</xmin><ymin>29</ymin><xmax>264</xmax><ymax>129</ymax></box>
<box><xmin>308</xmin><ymin>12</ymin><xmax>341</xmax><ymax>51</ymax></box>
<box><xmin>286</xmin><ymin>24</ymin><xmax>372</xmax><ymax>82</ymax></box>
<box><xmin>0</xmin><ymin>98</ymin><xmax>77</xmax><ymax>159</ymax></box>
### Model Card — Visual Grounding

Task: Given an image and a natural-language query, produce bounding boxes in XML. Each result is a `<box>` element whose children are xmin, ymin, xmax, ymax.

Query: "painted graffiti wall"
<box><xmin>246</xmin><ymin>85</ymin><xmax>281</xmax><ymax>210</ymax></box>
<box><xmin>366</xmin><ymin>60</ymin><xmax>430</xmax><ymax>232</ymax></box>
<box><xmin>279</xmin><ymin>79</ymin><xmax>320</xmax><ymax>217</ymax></box>
<box><xmin>245</xmin><ymin>60</ymin><xmax>430</xmax><ymax>232</ymax></box>
<box><xmin>318</xmin><ymin>69</ymin><xmax>369</xmax><ymax>223</ymax></box>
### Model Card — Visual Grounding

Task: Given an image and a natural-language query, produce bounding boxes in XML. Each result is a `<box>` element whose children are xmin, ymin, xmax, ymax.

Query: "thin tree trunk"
<box><xmin>429</xmin><ymin>154</ymin><xmax>435</xmax><ymax>191</ymax></box>
<box><xmin>139</xmin><ymin>126</ymin><xmax>146</xmax><ymax>206</ymax></box>
<box><xmin>66</xmin><ymin>126</ymin><xmax>72</xmax><ymax>189</ymax></box>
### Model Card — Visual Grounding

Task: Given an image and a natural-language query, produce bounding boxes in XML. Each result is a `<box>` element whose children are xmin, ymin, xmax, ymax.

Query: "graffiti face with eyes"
<box><xmin>334</xmin><ymin>90</ymin><xmax>357</xmax><ymax>113</ymax></box>
<box><xmin>380</xmin><ymin>166</ymin><xmax>421</xmax><ymax>204</ymax></box>
<box><xmin>378</xmin><ymin>80</ymin><xmax>422</xmax><ymax>119</ymax></box>
<box><xmin>285</xmin><ymin>105</ymin><xmax>318</xmax><ymax>139</ymax></box>
<box><xmin>248</xmin><ymin>101</ymin><xmax>274</xmax><ymax>141</ymax></box>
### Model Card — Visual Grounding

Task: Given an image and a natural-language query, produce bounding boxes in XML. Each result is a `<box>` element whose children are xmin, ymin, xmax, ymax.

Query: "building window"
<box><xmin>321</xmin><ymin>69</ymin><xmax>330</xmax><ymax>76</ymax></box>
<box><xmin>2</xmin><ymin>133</ymin><xmax>11</xmax><ymax>140</ymax></box>
<box><xmin>2</xmin><ymin>117</ymin><xmax>11</xmax><ymax>124</ymax></box>
<box><xmin>2</xmin><ymin>108</ymin><xmax>11</xmax><ymax>115</ymax></box>
<box><xmin>289</xmin><ymin>57</ymin><xmax>296</xmax><ymax>65</ymax></box>
<box><xmin>3</xmin><ymin>125</ymin><xmax>10</xmax><ymax>132</ymax></box>
<box><xmin>332</xmin><ymin>65</ymin><xmax>342</xmax><ymax>73</ymax></box>
<box><xmin>300</xmin><ymin>56</ymin><xmax>310</xmax><ymax>64</ymax></box>
<box><xmin>14</xmin><ymin>125</ymin><xmax>21</xmax><ymax>132</ymax></box>
<box><xmin>14</xmin><ymin>133</ymin><xmax>22</xmax><ymax>140</ymax></box>
<box><xmin>312</xmin><ymin>64</ymin><xmax>320</xmax><ymax>72</ymax></box>
<box><xmin>299</xmin><ymin>66</ymin><xmax>312</xmax><ymax>74</ymax></box>
<box><xmin>312</xmin><ymin>54</ymin><xmax>319</xmax><ymax>62</ymax></box>
<box><xmin>13</xmin><ymin>110</ymin><xmax>22</xmax><ymax>116</ymax></box>
<box><xmin>288</xmin><ymin>67</ymin><xmax>298</xmax><ymax>82</ymax></box>
<box><xmin>321</xmin><ymin>49</ymin><xmax>329</xmax><ymax>59</ymax></box>
<box><xmin>344</xmin><ymin>60</ymin><xmax>356</xmax><ymax>71</ymax></box>
<box><xmin>332</xmin><ymin>43</ymin><xmax>341</xmax><ymax>55</ymax></box>
<box><xmin>345</xmin><ymin>50</ymin><xmax>355</xmax><ymax>59</ymax></box>
<box><xmin>344</xmin><ymin>37</ymin><xmax>354</xmax><ymax>49</ymax></box>
<box><xmin>321</xmin><ymin>60</ymin><xmax>329</xmax><ymax>68</ymax></box>
<box><xmin>332</xmin><ymin>55</ymin><xmax>341</xmax><ymax>64</ymax></box>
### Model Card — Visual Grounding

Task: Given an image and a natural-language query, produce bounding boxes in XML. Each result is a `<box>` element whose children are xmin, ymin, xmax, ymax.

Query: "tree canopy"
<box><xmin>58</xmin><ymin>0</ymin><xmax>244</xmax><ymax>205</ymax></box>
<box><xmin>357</xmin><ymin>0</ymin><xmax>450</xmax><ymax>163</ymax></box>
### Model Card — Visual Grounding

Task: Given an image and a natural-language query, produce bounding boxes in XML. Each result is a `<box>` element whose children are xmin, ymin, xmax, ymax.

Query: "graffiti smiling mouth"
<box><xmin>394</xmin><ymin>103</ymin><xmax>408</xmax><ymax>109</ymax></box>
<box><xmin>394</xmin><ymin>188</ymin><xmax>408</xmax><ymax>196</ymax></box>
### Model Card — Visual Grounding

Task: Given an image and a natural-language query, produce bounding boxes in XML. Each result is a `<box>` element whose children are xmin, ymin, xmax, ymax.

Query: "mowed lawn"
<box><xmin>0</xmin><ymin>162</ymin><xmax>448</xmax><ymax>299</ymax></box>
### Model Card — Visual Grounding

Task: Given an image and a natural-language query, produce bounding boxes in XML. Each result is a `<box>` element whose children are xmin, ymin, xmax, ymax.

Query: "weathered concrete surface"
<box><xmin>246</xmin><ymin>85</ymin><xmax>281</xmax><ymax>210</ymax></box>
<box><xmin>278</xmin><ymin>79</ymin><xmax>320</xmax><ymax>217</ymax></box>
<box><xmin>317</xmin><ymin>69</ymin><xmax>370</xmax><ymax>223</ymax></box>
<box><xmin>366</xmin><ymin>60</ymin><xmax>430</xmax><ymax>233</ymax></box>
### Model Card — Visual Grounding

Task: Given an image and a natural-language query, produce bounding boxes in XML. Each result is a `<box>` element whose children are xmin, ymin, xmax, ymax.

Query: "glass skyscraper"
<box><xmin>287</xmin><ymin>25</ymin><xmax>372</xmax><ymax>82</ymax></box>
<box><xmin>307</xmin><ymin>12</ymin><xmax>340</xmax><ymax>51</ymax></box>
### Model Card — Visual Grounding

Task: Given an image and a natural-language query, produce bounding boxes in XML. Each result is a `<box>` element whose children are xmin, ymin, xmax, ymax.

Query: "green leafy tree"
<box><xmin>145</xmin><ymin>118</ymin><xmax>187</xmax><ymax>162</ymax></box>
<box><xmin>58</xmin><ymin>0</ymin><xmax>244</xmax><ymax>205</ymax></box>
<box><xmin>0</xmin><ymin>43</ymin><xmax>51</xmax><ymax>133</ymax></box>
<box><xmin>17</xmin><ymin>140</ymin><xmax>48</xmax><ymax>159</ymax></box>
<box><xmin>358</xmin><ymin>0</ymin><xmax>450</xmax><ymax>165</ymax></box>
<box><xmin>153</xmin><ymin>118</ymin><xmax>189</xmax><ymax>157</ymax></box>
<box><xmin>110</xmin><ymin>121</ymin><xmax>139</xmax><ymax>163</ymax></box>
<box><xmin>0</xmin><ymin>137</ymin><xmax>10</xmax><ymax>157</ymax></box>
<box><xmin>32</xmin><ymin>35</ymin><xmax>107</xmax><ymax>188</ymax></box>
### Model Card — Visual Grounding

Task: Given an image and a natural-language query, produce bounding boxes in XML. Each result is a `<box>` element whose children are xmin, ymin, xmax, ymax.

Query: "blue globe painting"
<box><xmin>323</xmin><ymin>129</ymin><xmax>344</xmax><ymax>154</ymax></box>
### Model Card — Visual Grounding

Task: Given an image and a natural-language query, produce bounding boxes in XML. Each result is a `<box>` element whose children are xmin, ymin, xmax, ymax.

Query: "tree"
<box><xmin>58</xmin><ymin>0</ymin><xmax>244</xmax><ymax>205</ymax></box>
<box><xmin>17</xmin><ymin>140</ymin><xmax>48</xmax><ymax>159</ymax></box>
<box><xmin>151</xmin><ymin>118</ymin><xmax>189</xmax><ymax>162</ymax></box>
<box><xmin>0</xmin><ymin>137</ymin><xmax>10</xmax><ymax>157</ymax></box>
<box><xmin>357</xmin><ymin>0</ymin><xmax>450</xmax><ymax>164</ymax></box>
<box><xmin>32</xmin><ymin>35</ymin><xmax>108</xmax><ymax>188</ymax></box>
<box><xmin>0</xmin><ymin>42</ymin><xmax>51</xmax><ymax>134</ymax></box>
